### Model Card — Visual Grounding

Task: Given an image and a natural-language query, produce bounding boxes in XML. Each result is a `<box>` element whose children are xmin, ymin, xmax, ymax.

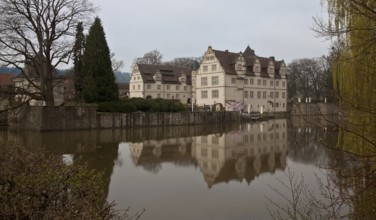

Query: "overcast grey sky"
<box><xmin>91</xmin><ymin>0</ymin><xmax>330</xmax><ymax>72</ymax></box>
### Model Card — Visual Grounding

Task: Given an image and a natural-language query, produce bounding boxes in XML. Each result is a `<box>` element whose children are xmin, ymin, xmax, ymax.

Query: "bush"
<box><xmin>0</xmin><ymin>142</ymin><xmax>124</xmax><ymax>219</ymax></box>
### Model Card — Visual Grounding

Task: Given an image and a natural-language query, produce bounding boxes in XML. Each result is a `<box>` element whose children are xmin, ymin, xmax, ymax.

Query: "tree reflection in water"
<box><xmin>2</xmin><ymin>117</ymin><xmax>375</xmax><ymax>218</ymax></box>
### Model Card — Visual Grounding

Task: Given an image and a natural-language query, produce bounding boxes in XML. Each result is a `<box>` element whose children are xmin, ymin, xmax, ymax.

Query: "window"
<box><xmin>201</xmin><ymin>136</ymin><xmax>208</xmax><ymax>143</ymax></box>
<box><xmin>176</xmin><ymin>94</ymin><xmax>180</xmax><ymax>98</ymax></box>
<box><xmin>244</xmin><ymin>79</ymin><xmax>248</xmax><ymax>85</ymax></box>
<box><xmin>184</xmin><ymin>86</ymin><xmax>187</xmax><ymax>91</ymax></box>
<box><xmin>211</xmin><ymin>64</ymin><xmax>217</xmax><ymax>71</ymax></box>
<box><xmin>257</xmin><ymin>79</ymin><xmax>261</xmax><ymax>85</ymax></box>
<box><xmin>263</xmin><ymin>80</ymin><xmax>266</xmax><ymax>86</ymax></box>
<box><xmin>263</xmin><ymin>91</ymin><xmax>266</xmax><ymax>99</ymax></box>
<box><xmin>276</xmin><ymin>81</ymin><xmax>280</xmax><ymax>87</ymax></box>
<box><xmin>212</xmin><ymin>76</ymin><xmax>219</xmax><ymax>85</ymax></box>
<box><xmin>132</xmin><ymin>85</ymin><xmax>135</xmax><ymax>90</ymax></box>
<box><xmin>250</xmin><ymin>78</ymin><xmax>254</xmax><ymax>85</ymax></box>
<box><xmin>201</xmin><ymin>148</ymin><xmax>207</xmax><ymax>156</ymax></box>
<box><xmin>282</xmin><ymin>81</ymin><xmax>286</xmax><ymax>87</ymax></box>
<box><xmin>166</xmin><ymin>85</ymin><xmax>170</xmax><ymax>90</ymax></box>
<box><xmin>244</xmin><ymin>91</ymin><xmax>249</xmax><ymax>98</ymax></box>
<box><xmin>212</xmin><ymin>149</ymin><xmax>219</xmax><ymax>158</ymax></box>
<box><xmin>201</xmin><ymin>77</ymin><xmax>208</xmax><ymax>86</ymax></box>
<box><xmin>201</xmin><ymin>90</ymin><xmax>208</xmax><ymax>99</ymax></box>
<box><xmin>157</xmin><ymin>94</ymin><xmax>161</xmax><ymax>98</ymax></box>
<box><xmin>157</xmin><ymin>85</ymin><xmax>161</xmax><ymax>90</ymax></box>
<box><xmin>276</xmin><ymin>92</ymin><xmax>279</xmax><ymax>98</ymax></box>
<box><xmin>282</xmin><ymin>92</ymin><xmax>285</xmax><ymax>99</ymax></box>
<box><xmin>176</xmin><ymin>85</ymin><xmax>180</xmax><ymax>90</ymax></box>
<box><xmin>147</xmin><ymin>85</ymin><xmax>151</xmax><ymax>90</ymax></box>
<box><xmin>250</xmin><ymin>91</ymin><xmax>254</xmax><ymax>98</ymax></box>
<box><xmin>231</xmin><ymin>77</ymin><xmax>236</xmax><ymax>84</ymax></box>
<box><xmin>137</xmin><ymin>85</ymin><xmax>140</xmax><ymax>90</ymax></box>
<box><xmin>270</xmin><ymin>80</ymin><xmax>274</xmax><ymax>86</ymax></box>
<box><xmin>212</xmin><ymin>136</ymin><xmax>219</xmax><ymax>145</ymax></box>
<box><xmin>237</xmin><ymin>64</ymin><xmax>242</xmax><ymax>70</ymax></box>
<box><xmin>257</xmin><ymin>91</ymin><xmax>261</xmax><ymax>99</ymax></box>
<box><xmin>270</xmin><ymin>91</ymin><xmax>274</xmax><ymax>98</ymax></box>
<box><xmin>212</xmin><ymin>90</ymin><xmax>219</xmax><ymax>98</ymax></box>
<box><xmin>203</xmin><ymin>65</ymin><xmax>208</xmax><ymax>72</ymax></box>
<box><xmin>255</xmin><ymin>66</ymin><xmax>260</xmax><ymax>72</ymax></box>
<box><xmin>205</xmin><ymin>56</ymin><xmax>214</xmax><ymax>61</ymax></box>
<box><xmin>167</xmin><ymin>94</ymin><xmax>170</xmax><ymax>98</ymax></box>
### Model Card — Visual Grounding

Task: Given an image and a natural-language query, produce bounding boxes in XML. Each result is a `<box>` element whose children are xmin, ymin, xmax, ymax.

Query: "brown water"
<box><xmin>0</xmin><ymin>118</ymin><xmax>345</xmax><ymax>219</ymax></box>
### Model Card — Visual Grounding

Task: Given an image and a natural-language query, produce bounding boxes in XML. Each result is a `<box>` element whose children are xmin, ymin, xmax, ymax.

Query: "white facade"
<box><xmin>130</xmin><ymin>64</ymin><xmax>192</xmax><ymax>104</ymax></box>
<box><xmin>129</xmin><ymin>46</ymin><xmax>288</xmax><ymax>113</ymax></box>
<box><xmin>194</xmin><ymin>46</ymin><xmax>288</xmax><ymax>113</ymax></box>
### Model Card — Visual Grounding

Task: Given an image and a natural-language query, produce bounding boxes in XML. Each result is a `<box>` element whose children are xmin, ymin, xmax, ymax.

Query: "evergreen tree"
<box><xmin>82</xmin><ymin>17</ymin><xmax>118</xmax><ymax>103</ymax></box>
<box><xmin>73</xmin><ymin>22</ymin><xmax>85</xmax><ymax>101</ymax></box>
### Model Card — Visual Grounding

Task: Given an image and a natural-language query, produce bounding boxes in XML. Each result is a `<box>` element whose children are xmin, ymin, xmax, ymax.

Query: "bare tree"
<box><xmin>133</xmin><ymin>50</ymin><xmax>163</xmax><ymax>66</ymax></box>
<box><xmin>164</xmin><ymin>57</ymin><xmax>201</xmax><ymax>69</ymax></box>
<box><xmin>111</xmin><ymin>52</ymin><xmax>124</xmax><ymax>72</ymax></box>
<box><xmin>287</xmin><ymin>57</ymin><xmax>332</xmax><ymax>102</ymax></box>
<box><xmin>0</xmin><ymin>0</ymin><xmax>95</xmax><ymax>106</ymax></box>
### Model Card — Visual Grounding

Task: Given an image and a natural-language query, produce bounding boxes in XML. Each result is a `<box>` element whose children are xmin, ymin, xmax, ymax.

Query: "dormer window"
<box><xmin>179</xmin><ymin>74</ymin><xmax>186</xmax><ymax>83</ymax></box>
<box><xmin>236</xmin><ymin>64</ymin><xmax>242</xmax><ymax>71</ymax></box>
<box><xmin>154</xmin><ymin>71</ymin><xmax>162</xmax><ymax>81</ymax></box>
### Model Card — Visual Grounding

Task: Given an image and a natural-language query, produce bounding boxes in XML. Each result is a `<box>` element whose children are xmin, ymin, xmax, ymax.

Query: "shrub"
<box><xmin>0</xmin><ymin>142</ymin><xmax>123</xmax><ymax>219</ymax></box>
<box><xmin>97</xmin><ymin>98</ymin><xmax>186</xmax><ymax>113</ymax></box>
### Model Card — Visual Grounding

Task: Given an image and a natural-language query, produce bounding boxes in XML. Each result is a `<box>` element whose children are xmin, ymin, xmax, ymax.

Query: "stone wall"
<box><xmin>290</xmin><ymin>102</ymin><xmax>338</xmax><ymax>116</ymax></box>
<box><xmin>8</xmin><ymin>106</ymin><xmax>240</xmax><ymax>131</ymax></box>
<box><xmin>290</xmin><ymin>102</ymin><xmax>339</xmax><ymax>128</ymax></box>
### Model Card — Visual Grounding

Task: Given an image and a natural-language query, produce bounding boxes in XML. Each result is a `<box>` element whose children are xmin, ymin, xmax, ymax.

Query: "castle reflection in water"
<box><xmin>129</xmin><ymin>119</ymin><xmax>287</xmax><ymax>188</ymax></box>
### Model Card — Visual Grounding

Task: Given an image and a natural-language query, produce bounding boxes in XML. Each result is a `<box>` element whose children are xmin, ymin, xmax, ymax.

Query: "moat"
<box><xmin>0</xmin><ymin>118</ymin><xmax>350</xmax><ymax>219</ymax></box>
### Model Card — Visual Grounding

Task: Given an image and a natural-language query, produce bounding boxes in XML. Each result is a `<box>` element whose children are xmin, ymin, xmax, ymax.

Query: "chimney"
<box><xmin>269</xmin><ymin>56</ymin><xmax>275</xmax><ymax>61</ymax></box>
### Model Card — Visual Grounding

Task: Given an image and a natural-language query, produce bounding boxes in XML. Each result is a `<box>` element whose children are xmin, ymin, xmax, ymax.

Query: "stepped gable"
<box><xmin>137</xmin><ymin>64</ymin><xmax>192</xmax><ymax>85</ymax></box>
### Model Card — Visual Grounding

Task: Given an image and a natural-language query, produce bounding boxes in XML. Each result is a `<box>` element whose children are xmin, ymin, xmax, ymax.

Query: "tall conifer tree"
<box><xmin>73</xmin><ymin>22</ymin><xmax>85</xmax><ymax>101</ymax></box>
<box><xmin>82</xmin><ymin>17</ymin><xmax>118</xmax><ymax>103</ymax></box>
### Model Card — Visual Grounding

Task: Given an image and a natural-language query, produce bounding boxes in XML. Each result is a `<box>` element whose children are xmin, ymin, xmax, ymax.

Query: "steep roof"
<box><xmin>117</xmin><ymin>83</ymin><xmax>129</xmax><ymax>90</ymax></box>
<box><xmin>137</xmin><ymin>64</ymin><xmax>192</xmax><ymax>85</ymax></box>
<box><xmin>212</xmin><ymin>46</ymin><xmax>284</xmax><ymax>78</ymax></box>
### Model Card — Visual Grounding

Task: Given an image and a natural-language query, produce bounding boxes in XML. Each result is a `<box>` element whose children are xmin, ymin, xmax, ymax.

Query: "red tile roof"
<box><xmin>0</xmin><ymin>74</ymin><xmax>16</xmax><ymax>86</ymax></box>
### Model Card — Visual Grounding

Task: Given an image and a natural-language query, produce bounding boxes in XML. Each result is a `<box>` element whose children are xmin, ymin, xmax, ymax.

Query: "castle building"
<box><xmin>193</xmin><ymin>46</ymin><xmax>287</xmax><ymax>112</ymax></box>
<box><xmin>129</xmin><ymin>45</ymin><xmax>287</xmax><ymax>113</ymax></box>
<box><xmin>129</xmin><ymin>64</ymin><xmax>192</xmax><ymax>104</ymax></box>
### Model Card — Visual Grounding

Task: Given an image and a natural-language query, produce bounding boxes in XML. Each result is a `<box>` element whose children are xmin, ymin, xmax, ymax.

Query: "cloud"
<box><xmin>91</xmin><ymin>0</ymin><xmax>330</xmax><ymax>71</ymax></box>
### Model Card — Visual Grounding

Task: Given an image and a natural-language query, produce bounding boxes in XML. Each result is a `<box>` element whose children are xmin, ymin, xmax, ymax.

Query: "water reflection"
<box><xmin>0</xmin><ymin>118</ymin><xmax>347</xmax><ymax>219</ymax></box>
<box><xmin>193</xmin><ymin>120</ymin><xmax>287</xmax><ymax>188</ymax></box>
